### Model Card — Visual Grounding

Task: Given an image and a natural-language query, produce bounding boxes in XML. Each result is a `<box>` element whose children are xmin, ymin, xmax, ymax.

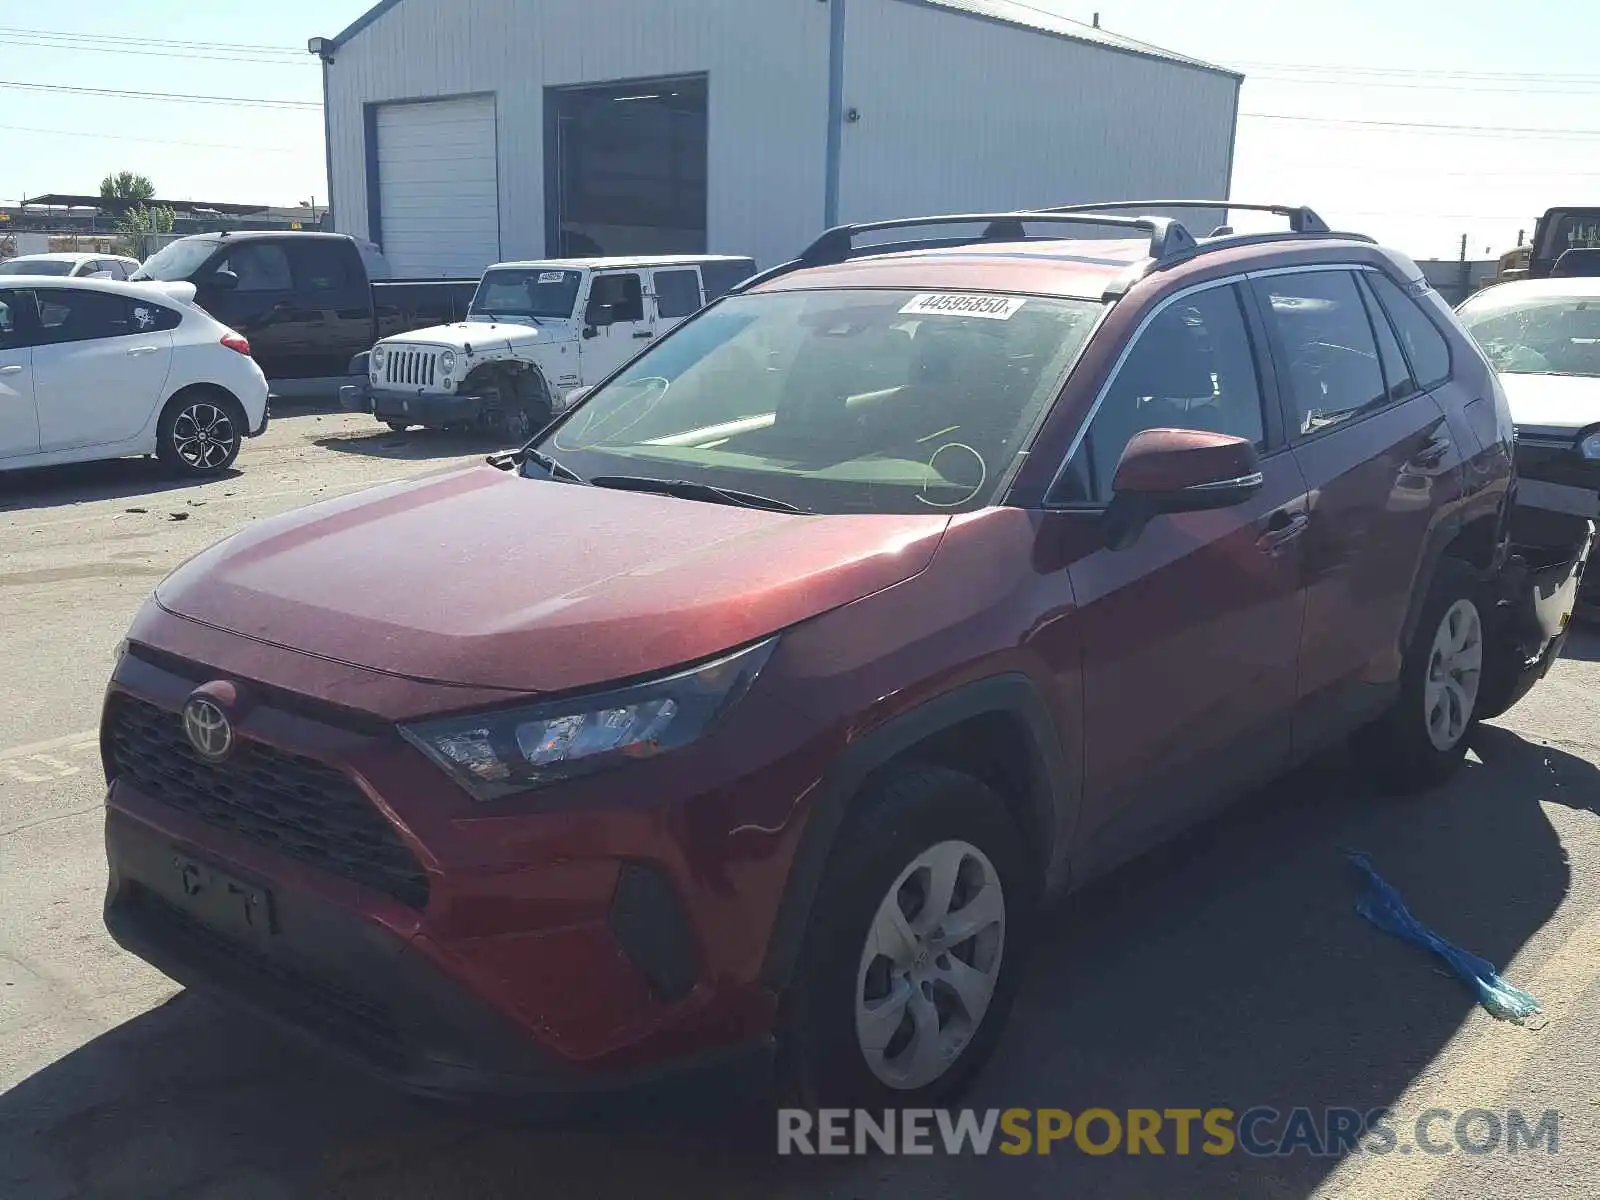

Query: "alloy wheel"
<box><xmin>172</xmin><ymin>403</ymin><xmax>236</xmax><ymax>471</ymax></box>
<box><xmin>1425</xmin><ymin>598</ymin><xmax>1483</xmax><ymax>751</ymax></box>
<box><xmin>854</xmin><ymin>839</ymin><xmax>1006</xmax><ymax>1091</ymax></box>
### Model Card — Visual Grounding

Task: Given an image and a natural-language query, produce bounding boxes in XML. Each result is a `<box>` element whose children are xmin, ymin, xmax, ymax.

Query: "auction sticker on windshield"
<box><xmin>901</xmin><ymin>293</ymin><xmax>1028</xmax><ymax>320</ymax></box>
<box><xmin>539</xmin><ymin>272</ymin><xmax>567</xmax><ymax>284</ymax></box>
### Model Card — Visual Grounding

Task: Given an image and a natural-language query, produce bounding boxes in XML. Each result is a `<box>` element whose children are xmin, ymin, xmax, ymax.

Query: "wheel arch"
<box><xmin>1401</xmin><ymin>504</ymin><xmax>1507</xmax><ymax>653</ymax></box>
<box><xmin>759</xmin><ymin>674</ymin><xmax>1073</xmax><ymax>994</ymax></box>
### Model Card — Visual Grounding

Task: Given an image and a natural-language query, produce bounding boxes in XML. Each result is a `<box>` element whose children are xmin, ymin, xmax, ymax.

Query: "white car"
<box><xmin>0</xmin><ymin>252</ymin><xmax>144</xmax><ymax>280</ymax></box>
<box><xmin>0</xmin><ymin>275</ymin><xmax>269</xmax><ymax>476</ymax></box>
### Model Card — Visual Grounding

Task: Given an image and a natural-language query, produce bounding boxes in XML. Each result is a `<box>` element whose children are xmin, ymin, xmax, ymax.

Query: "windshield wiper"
<box><xmin>486</xmin><ymin>446</ymin><xmax>585</xmax><ymax>483</ymax></box>
<box><xmin>588</xmin><ymin>476</ymin><xmax>802</xmax><ymax>513</ymax></box>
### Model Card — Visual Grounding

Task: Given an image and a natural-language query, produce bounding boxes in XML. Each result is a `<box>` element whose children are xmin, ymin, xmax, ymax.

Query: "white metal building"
<box><xmin>314</xmin><ymin>0</ymin><xmax>1241</xmax><ymax>278</ymax></box>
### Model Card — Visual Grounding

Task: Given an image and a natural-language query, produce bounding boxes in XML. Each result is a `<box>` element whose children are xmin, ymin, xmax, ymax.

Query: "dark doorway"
<box><xmin>546</xmin><ymin>75</ymin><xmax>709</xmax><ymax>259</ymax></box>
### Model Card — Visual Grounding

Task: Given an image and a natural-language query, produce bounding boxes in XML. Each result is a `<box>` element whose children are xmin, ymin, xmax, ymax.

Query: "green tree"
<box><xmin>100</xmin><ymin>171</ymin><xmax>156</xmax><ymax>202</ymax></box>
<box><xmin>116</xmin><ymin>204</ymin><xmax>176</xmax><ymax>258</ymax></box>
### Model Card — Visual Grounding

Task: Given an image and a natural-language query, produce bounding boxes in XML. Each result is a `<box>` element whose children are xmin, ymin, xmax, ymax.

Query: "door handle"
<box><xmin>633</xmin><ymin>330</ymin><xmax>655</xmax><ymax>340</ymax></box>
<box><xmin>1257</xmin><ymin>511</ymin><xmax>1310</xmax><ymax>555</ymax></box>
<box><xmin>125</xmin><ymin>345</ymin><xmax>162</xmax><ymax>356</ymax></box>
<box><xmin>1409</xmin><ymin>436</ymin><xmax>1453</xmax><ymax>469</ymax></box>
<box><xmin>0</xmin><ymin>364</ymin><xmax>21</xmax><ymax>376</ymax></box>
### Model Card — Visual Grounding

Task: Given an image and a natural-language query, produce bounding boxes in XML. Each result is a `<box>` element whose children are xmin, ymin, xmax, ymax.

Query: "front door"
<box><xmin>1248</xmin><ymin>268</ymin><xmax>1462</xmax><ymax>750</ymax></box>
<box><xmin>32</xmin><ymin>287</ymin><xmax>175</xmax><ymax>452</ymax></box>
<box><xmin>195</xmin><ymin>241</ymin><xmax>309</xmax><ymax>381</ymax></box>
<box><xmin>579</xmin><ymin>271</ymin><xmax>654</xmax><ymax>384</ymax></box>
<box><xmin>0</xmin><ymin>288</ymin><xmax>39</xmax><ymax>460</ymax></box>
<box><xmin>1036</xmin><ymin>280</ymin><xmax>1310</xmax><ymax>871</ymax></box>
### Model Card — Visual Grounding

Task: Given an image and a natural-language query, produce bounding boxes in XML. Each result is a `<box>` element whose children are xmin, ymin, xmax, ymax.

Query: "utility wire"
<box><xmin>0</xmin><ymin>80</ymin><xmax>319</xmax><ymax>109</ymax></box>
<box><xmin>0</xmin><ymin>25</ymin><xmax>303</xmax><ymax>56</ymax></box>
<box><xmin>1239</xmin><ymin>111</ymin><xmax>1600</xmax><ymax>139</ymax></box>
<box><xmin>0</xmin><ymin>123</ymin><xmax>303</xmax><ymax>153</ymax></box>
<box><xmin>0</xmin><ymin>35</ymin><xmax>313</xmax><ymax>66</ymax></box>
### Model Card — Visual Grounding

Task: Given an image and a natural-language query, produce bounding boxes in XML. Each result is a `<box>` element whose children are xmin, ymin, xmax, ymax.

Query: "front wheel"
<box><xmin>778</xmin><ymin>765</ymin><xmax>1034</xmax><ymax>1108</ymax></box>
<box><xmin>1359</xmin><ymin>560</ymin><xmax>1485</xmax><ymax>792</ymax></box>
<box><xmin>155</xmin><ymin>391</ymin><xmax>244</xmax><ymax>476</ymax></box>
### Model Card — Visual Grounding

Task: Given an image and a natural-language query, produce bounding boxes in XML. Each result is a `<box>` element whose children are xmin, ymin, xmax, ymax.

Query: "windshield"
<box><xmin>0</xmin><ymin>259</ymin><xmax>73</xmax><ymax>276</ymax></box>
<box><xmin>1459</xmin><ymin>289</ymin><xmax>1600</xmax><ymax>377</ymax></box>
<box><xmin>130</xmin><ymin>238</ymin><xmax>219</xmax><ymax>281</ymax></box>
<box><xmin>537</xmin><ymin>288</ymin><xmax>1103</xmax><ymax>514</ymax></box>
<box><xmin>470</xmin><ymin>268</ymin><xmax>583</xmax><ymax>320</ymax></box>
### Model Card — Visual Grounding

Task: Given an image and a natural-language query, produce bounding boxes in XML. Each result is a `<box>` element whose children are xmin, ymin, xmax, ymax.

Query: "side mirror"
<box><xmin>1102</xmin><ymin>428</ymin><xmax>1262</xmax><ymax>549</ymax></box>
<box><xmin>585</xmin><ymin>300</ymin><xmax>615</xmax><ymax>328</ymax></box>
<box><xmin>211</xmin><ymin>269</ymin><xmax>240</xmax><ymax>292</ymax></box>
<box><xmin>582</xmin><ymin>325</ymin><xmax>599</xmax><ymax>340</ymax></box>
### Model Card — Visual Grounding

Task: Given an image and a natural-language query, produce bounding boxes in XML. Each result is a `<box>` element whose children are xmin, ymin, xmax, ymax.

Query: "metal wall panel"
<box><xmin>325</xmin><ymin>0</ymin><xmax>832</xmax><ymax>271</ymax></box>
<box><xmin>838</xmin><ymin>0</ymin><xmax>1239</xmax><ymax>232</ymax></box>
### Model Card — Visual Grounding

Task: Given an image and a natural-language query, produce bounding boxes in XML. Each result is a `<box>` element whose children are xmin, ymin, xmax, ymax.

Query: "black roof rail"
<box><xmin>1038</xmin><ymin>200</ymin><xmax>1332</xmax><ymax>235</ymax></box>
<box><xmin>733</xmin><ymin>210</ymin><xmax>1198</xmax><ymax>293</ymax></box>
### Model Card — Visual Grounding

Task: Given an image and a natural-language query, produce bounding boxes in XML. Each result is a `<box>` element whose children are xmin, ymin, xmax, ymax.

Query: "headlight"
<box><xmin>438</xmin><ymin>349</ymin><xmax>457</xmax><ymax>375</ymax></box>
<box><xmin>1579</xmin><ymin>425</ymin><xmax>1600</xmax><ymax>459</ymax></box>
<box><xmin>371</xmin><ymin>345</ymin><xmax>387</xmax><ymax>366</ymax></box>
<box><xmin>399</xmin><ymin>639</ymin><xmax>777</xmax><ymax>801</ymax></box>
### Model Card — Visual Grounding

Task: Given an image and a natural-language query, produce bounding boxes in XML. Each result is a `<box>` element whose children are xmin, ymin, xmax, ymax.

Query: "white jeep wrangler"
<box><xmin>341</xmin><ymin>254</ymin><xmax>756</xmax><ymax>438</ymax></box>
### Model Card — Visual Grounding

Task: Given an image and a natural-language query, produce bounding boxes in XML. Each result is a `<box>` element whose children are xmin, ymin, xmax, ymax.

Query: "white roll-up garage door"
<box><xmin>375</xmin><ymin>96</ymin><xmax>500</xmax><ymax>278</ymax></box>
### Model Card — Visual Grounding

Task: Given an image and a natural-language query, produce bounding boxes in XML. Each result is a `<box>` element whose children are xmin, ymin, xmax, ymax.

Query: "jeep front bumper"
<box><xmin>339</xmin><ymin>383</ymin><xmax>486</xmax><ymax>428</ymax></box>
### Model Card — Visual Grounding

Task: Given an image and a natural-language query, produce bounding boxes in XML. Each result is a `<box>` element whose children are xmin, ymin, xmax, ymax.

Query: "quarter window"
<box><xmin>1056</xmin><ymin>284</ymin><xmax>1266</xmax><ymax>504</ymax></box>
<box><xmin>653</xmin><ymin>269</ymin><xmax>703</xmax><ymax>319</ymax></box>
<box><xmin>1255</xmin><ymin>270</ymin><xmax>1387</xmax><ymax>437</ymax></box>
<box><xmin>1366</xmin><ymin>272</ymin><xmax>1452</xmax><ymax>390</ymax></box>
<box><xmin>1356</xmin><ymin>274</ymin><xmax>1418</xmax><ymax>401</ymax></box>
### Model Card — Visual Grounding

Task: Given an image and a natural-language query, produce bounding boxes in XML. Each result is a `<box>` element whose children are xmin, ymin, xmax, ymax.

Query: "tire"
<box><xmin>476</xmin><ymin>368</ymin><xmax>553</xmax><ymax>443</ymax></box>
<box><xmin>385</xmin><ymin>421</ymin><xmax>410</xmax><ymax>433</ymax></box>
<box><xmin>777</xmin><ymin>764</ymin><xmax>1035</xmax><ymax>1109</ymax></box>
<box><xmin>1358</xmin><ymin>559</ymin><xmax>1487</xmax><ymax>792</ymax></box>
<box><xmin>155</xmin><ymin>389</ymin><xmax>245</xmax><ymax>476</ymax></box>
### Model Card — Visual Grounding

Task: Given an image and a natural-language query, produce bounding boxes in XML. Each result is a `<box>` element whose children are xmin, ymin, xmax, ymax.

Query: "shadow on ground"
<box><xmin>314</xmin><ymin>427</ymin><xmax>512</xmax><ymax>462</ymax></box>
<box><xmin>3</xmin><ymin>727</ymin><xmax>1592</xmax><ymax>1199</ymax></box>
<box><xmin>0</xmin><ymin>459</ymin><xmax>243</xmax><ymax>514</ymax></box>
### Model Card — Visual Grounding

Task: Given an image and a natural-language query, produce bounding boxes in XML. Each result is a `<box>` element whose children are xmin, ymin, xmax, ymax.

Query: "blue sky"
<box><xmin>2</xmin><ymin>0</ymin><xmax>1595</xmax><ymax>260</ymax></box>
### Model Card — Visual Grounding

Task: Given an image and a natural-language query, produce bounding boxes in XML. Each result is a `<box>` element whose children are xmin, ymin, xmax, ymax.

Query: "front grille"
<box><xmin>382</xmin><ymin>347</ymin><xmax>437</xmax><ymax>388</ymax></box>
<box><xmin>105</xmin><ymin>695</ymin><xmax>430</xmax><ymax>910</ymax></box>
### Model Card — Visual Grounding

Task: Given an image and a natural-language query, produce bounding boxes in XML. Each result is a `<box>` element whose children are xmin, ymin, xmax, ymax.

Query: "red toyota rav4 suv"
<box><xmin>102</xmin><ymin>203</ymin><xmax>1590</xmax><ymax>1108</ymax></box>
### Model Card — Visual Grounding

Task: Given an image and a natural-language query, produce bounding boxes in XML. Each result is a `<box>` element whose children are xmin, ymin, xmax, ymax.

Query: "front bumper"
<box><xmin>97</xmin><ymin>638</ymin><xmax>812</xmax><ymax>1101</ymax></box>
<box><xmin>1515</xmin><ymin>436</ymin><xmax>1600</xmax><ymax>609</ymax></box>
<box><xmin>339</xmin><ymin>383</ymin><xmax>484</xmax><ymax>427</ymax></box>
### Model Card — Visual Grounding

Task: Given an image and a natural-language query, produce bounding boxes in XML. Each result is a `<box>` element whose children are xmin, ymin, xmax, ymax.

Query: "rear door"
<box><xmin>650</xmin><ymin>267</ymin><xmax>704</xmax><ymax>336</ymax></box>
<box><xmin>0</xmin><ymin>289</ymin><xmax>40</xmax><ymax>460</ymax></box>
<box><xmin>579</xmin><ymin>271</ymin><xmax>653</xmax><ymax>383</ymax></box>
<box><xmin>1250</xmin><ymin>267</ymin><xmax>1462</xmax><ymax>751</ymax></box>
<box><xmin>284</xmin><ymin>239</ymin><xmax>374</xmax><ymax>376</ymax></box>
<box><xmin>1042</xmin><ymin>280</ymin><xmax>1310</xmax><ymax>866</ymax></box>
<box><xmin>32</xmin><ymin>286</ymin><xmax>175</xmax><ymax>451</ymax></box>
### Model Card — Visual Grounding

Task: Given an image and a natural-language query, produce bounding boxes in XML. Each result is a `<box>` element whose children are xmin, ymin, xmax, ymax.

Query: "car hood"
<box><xmin>154</xmin><ymin>466</ymin><xmax>950</xmax><ymax>693</ymax></box>
<box><xmin>382</xmin><ymin>321</ymin><xmax>569</xmax><ymax>350</ymax></box>
<box><xmin>1500</xmin><ymin>372</ymin><xmax>1600</xmax><ymax>438</ymax></box>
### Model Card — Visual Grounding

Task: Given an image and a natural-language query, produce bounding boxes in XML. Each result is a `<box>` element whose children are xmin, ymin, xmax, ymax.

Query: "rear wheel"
<box><xmin>156</xmin><ymin>390</ymin><xmax>244</xmax><ymax>476</ymax></box>
<box><xmin>778</xmin><ymin>765</ymin><xmax>1034</xmax><ymax>1108</ymax></box>
<box><xmin>1359</xmin><ymin>560</ymin><xmax>1485</xmax><ymax>791</ymax></box>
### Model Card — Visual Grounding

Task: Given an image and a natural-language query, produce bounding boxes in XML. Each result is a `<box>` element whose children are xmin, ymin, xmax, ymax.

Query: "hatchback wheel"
<box><xmin>1360</xmin><ymin>559</ymin><xmax>1485</xmax><ymax>791</ymax></box>
<box><xmin>157</xmin><ymin>392</ymin><xmax>243</xmax><ymax>476</ymax></box>
<box><xmin>780</xmin><ymin>765</ymin><xmax>1033</xmax><ymax>1107</ymax></box>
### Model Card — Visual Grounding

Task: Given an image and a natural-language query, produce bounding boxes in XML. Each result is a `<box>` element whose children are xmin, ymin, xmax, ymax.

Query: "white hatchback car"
<box><xmin>0</xmin><ymin>276</ymin><xmax>269</xmax><ymax>476</ymax></box>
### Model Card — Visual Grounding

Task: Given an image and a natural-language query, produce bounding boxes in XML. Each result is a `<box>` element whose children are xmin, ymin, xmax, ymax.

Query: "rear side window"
<box><xmin>1056</xmin><ymin>283</ymin><xmax>1266</xmax><ymax>504</ymax></box>
<box><xmin>1356</xmin><ymin>274</ymin><xmax>1418</xmax><ymax>401</ymax></box>
<box><xmin>653</xmin><ymin>270</ymin><xmax>702</xmax><ymax>319</ymax></box>
<box><xmin>287</xmin><ymin>241</ymin><xmax>355</xmax><ymax>291</ymax></box>
<box><xmin>33</xmin><ymin>288</ymin><xmax>134</xmax><ymax>344</ymax></box>
<box><xmin>1255</xmin><ymin>270</ymin><xmax>1387</xmax><ymax>437</ymax></box>
<box><xmin>127</xmin><ymin>297</ymin><xmax>182</xmax><ymax>333</ymax></box>
<box><xmin>1366</xmin><ymin>272</ymin><xmax>1452</xmax><ymax>390</ymax></box>
<box><xmin>216</xmin><ymin>243</ymin><xmax>293</xmax><ymax>292</ymax></box>
<box><xmin>0</xmin><ymin>289</ymin><xmax>30</xmax><ymax>350</ymax></box>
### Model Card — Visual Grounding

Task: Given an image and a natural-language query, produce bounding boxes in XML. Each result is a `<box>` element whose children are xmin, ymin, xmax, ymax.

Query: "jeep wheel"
<box><xmin>1359</xmin><ymin>560</ymin><xmax>1485</xmax><ymax>792</ymax></box>
<box><xmin>779</xmin><ymin>765</ymin><xmax>1033</xmax><ymax>1108</ymax></box>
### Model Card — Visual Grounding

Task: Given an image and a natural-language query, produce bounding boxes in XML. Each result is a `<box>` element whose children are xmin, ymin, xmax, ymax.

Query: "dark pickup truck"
<box><xmin>131</xmin><ymin>232</ymin><xmax>479</xmax><ymax>397</ymax></box>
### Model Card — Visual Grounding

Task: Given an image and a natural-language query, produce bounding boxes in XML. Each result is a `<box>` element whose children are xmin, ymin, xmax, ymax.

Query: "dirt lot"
<box><xmin>5</xmin><ymin>409</ymin><xmax>1600</xmax><ymax>1199</ymax></box>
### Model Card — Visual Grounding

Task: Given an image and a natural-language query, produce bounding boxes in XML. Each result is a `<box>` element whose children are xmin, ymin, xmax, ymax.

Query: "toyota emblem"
<box><xmin>182</xmin><ymin>696</ymin><xmax>234</xmax><ymax>762</ymax></box>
